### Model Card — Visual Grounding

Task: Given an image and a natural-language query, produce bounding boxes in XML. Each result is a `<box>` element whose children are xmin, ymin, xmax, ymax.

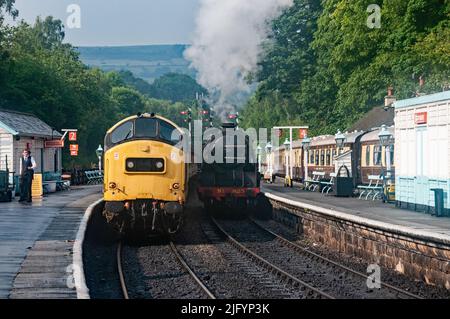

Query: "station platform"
<box><xmin>262</xmin><ymin>181</ymin><xmax>450</xmax><ymax>241</ymax></box>
<box><xmin>0</xmin><ymin>186</ymin><xmax>102</xmax><ymax>299</ymax></box>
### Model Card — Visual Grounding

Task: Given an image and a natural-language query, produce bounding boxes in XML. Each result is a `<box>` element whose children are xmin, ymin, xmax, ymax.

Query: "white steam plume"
<box><xmin>185</xmin><ymin>0</ymin><xmax>294</xmax><ymax>119</ymax></box>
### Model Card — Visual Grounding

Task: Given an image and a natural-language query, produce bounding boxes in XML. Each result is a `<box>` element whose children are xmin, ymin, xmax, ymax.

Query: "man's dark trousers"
<box><xmin>20</xmin><ymin>172</ymin><xmax>33</xmax><ymax>202</ymax></box>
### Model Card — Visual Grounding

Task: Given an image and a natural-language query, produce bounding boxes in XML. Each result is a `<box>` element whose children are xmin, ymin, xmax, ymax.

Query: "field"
<box><xmin>77</xmin><ymin>45</ymin><xmax>195</xmax><ymax>83</ymax></box>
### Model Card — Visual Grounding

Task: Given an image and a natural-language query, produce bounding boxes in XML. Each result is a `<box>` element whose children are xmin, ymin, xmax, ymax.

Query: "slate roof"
<box><xmin>0</xmin><ymin>109</ymin><xmax>61</xmax><ymax>138</ymax></box>
<box><xmin>347</xmin><ymin>106</ymin><xmax>394</xmax><ymax>132</ymax></box>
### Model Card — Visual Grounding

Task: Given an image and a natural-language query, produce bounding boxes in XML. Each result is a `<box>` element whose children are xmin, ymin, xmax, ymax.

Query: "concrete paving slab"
<box><xmin>0</xmin><ymin>185</ymin><xmax>102</xmax><ymax>299</ymax></box>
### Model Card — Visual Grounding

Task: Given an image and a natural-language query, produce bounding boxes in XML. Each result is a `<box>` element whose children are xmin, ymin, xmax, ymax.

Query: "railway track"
<box><xmin>116</xmin><ymin>240</ymin><xmax>216</xmax><ymax>300</ymax></box>
<box><xmin>249</xmin><ymin>218</ymin><xmax>423</xmax><ymax>299</ymax></box>
<box><xmin>210</xmin><ymin>217</ymin><xmax>334</xmax><ymax>299</ymax></box>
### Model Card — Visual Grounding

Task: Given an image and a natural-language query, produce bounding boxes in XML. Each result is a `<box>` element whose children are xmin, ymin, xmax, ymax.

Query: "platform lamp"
<box><xmin>283</xmin><ymin>138</ymin><xmax>292</xmax><ymax>187</ymax></box>
<box><xmin>378</xmin><ymin>125</ymin><xmax>394</xmax><ymax>179</ymax></box>
<box><xmin>265</xmin><ymin>142</ymin><xmax>273</xmax><ymax>183</ymax></box>
<box><xmin>96</xmin><ymin>145</ymin><xmax>103</xmax><ymax>172</ymax></box>
<box><xmin>335</xmin><ymin>130</ymin><xmax>346</xmax><ymax>156</ymax></box>
<box><xmin>257</xmin><ymin>145</ymin><xmax>262</xmax><ymax>174</ymax></box>
<box><xmin>301</xmin><ymin>135</ymin><xmax>311</xmax><ymax>183</ymax></box>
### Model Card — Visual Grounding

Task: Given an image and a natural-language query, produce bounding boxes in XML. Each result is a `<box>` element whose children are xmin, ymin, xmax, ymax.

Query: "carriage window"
<box><xmin>366</xmin><ymin>145</ymin><xmax>371</xmax><ymax>166</ymax></box>
<box><xmin>326</xmin><ymin>149</ymin><xmax>331</xmax><ymax>166</ymax></box>
<box><xmin>373</xmin><ymin>145</ymin><xmax>382</xmax><ymax>166</ymax></box>
<box><xmin>390</xmin><ymin>145</ymin><xmax>394</xmax><ymax>165</ymax></box>
<box><xmin>111</xmin><ymin>121</ymin><xmax>134</xmax><ymax>144</ymax></box>
<box><xmin>159</xmin><ymin>120</ymin><xmax>180</xmax><ymax>144</ymax></box>
<box><xmin>135</xmin><ymin>118</ymin><xmax>158</xmax><ymax>138</ymax></box>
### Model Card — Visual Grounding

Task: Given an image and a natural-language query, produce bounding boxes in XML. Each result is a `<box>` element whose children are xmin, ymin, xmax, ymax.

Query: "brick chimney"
<box><xmin>384</xmin><ymin>86</ymin><xmax>396</xmax><ymax>108</ymax></box>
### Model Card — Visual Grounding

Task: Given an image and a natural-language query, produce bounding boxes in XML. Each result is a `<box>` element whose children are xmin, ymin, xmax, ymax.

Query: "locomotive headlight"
<box><xmin>155</xmin><ymin>160</ymin><xmax>164</xmax><ymax>169</ymax></box>
<box><xmin>109</xmin><ymin>182</ymin><xmax>117</xmax><ymax>189</ymax></box>
<box><xmin>172</xmin><ymin>183</ymin><xmax>180</xmax><ymax>190</ymax></box>
<box><xmin>127</xmin><ymin>161</ymin><xmax>135</xmax><ymax>169</ymax></box>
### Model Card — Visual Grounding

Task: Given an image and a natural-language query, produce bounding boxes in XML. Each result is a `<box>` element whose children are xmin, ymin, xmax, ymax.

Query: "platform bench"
<box><xmin>85</xmin><ymin>170</ymin><xmax>103</xmax><ymax>185</ymax></box>
<box><xmin>357</xmin><ymin>175</ymin><xmax>383</xmax><ymax>200</ymax></box>
<box><xmin>304</xmin><ymin>171</ymin><xmax>325</xmax><ymax>192</ymax></box>
<box><xmin>320</xmin><ymin>173</ymin><xmax>337</xmax><ymax>195</ymax></box>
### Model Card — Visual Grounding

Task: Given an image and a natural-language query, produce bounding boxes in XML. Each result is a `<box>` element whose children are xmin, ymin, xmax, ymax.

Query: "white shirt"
<box><xmin>19</xmin><ymin>156</ymin><xmax>37</xmax><ymax>173</ymax></box>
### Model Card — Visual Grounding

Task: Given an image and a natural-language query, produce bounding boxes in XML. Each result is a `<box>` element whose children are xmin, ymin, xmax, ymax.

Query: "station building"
<box><xmin>395</xmin><ymin>91</ymin><xmax>450</xmax><ymax>216</ymax></box>
<box><xmin>0</xmin><ymin>109</ymin><xmax>62</xmax><ymax>180</ymax></box>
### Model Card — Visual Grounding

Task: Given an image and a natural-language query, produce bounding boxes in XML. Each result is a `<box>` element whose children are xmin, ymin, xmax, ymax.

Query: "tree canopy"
<box><xmin>0</xmin><ymin>10</ymin><xmax>195</xmax><ymax>167</ymax></box>
<box><xmin>242</xmin><ymin>0</ymin><xmax>450</xmax><ymax>137</ymax></box>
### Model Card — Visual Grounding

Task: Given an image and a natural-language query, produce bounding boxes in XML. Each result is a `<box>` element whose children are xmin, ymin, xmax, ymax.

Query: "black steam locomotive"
<box><xmin>197</xmin><ymin>123</ymin><xmax>263</xmax><ymax>215</ymax></box>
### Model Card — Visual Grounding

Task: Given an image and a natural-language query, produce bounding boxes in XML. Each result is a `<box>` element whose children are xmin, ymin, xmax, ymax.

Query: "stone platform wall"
<box><xmin>270</xmin><ymin>200</ymin><xmax>450</xmax><ymax>290</ymax></box>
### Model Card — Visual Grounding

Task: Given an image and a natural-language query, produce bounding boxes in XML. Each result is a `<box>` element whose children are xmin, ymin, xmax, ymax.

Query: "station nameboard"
<box><xmin>44</xmin><ymin>140</ymin><xmax>64</xmax><ymax>148</ymax></box>
<box><xmin>415</xmin><ymin>112</ymin><xmax>428</xmax><ymax>125</ymax></box>
<box><xmin>299</xmin><ymin>129</ymin><xmax>308</xmax><ymax>139</ymax></box>
<box><xmin>276</xmin><ymin>129</ymin><xmax>283</xmax><ymax>137</ymax></box>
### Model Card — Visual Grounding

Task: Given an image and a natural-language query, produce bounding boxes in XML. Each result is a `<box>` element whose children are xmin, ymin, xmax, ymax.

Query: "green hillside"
<box><xmin>77</xmin><ymin>45</ymin><xmax>195</xmax><ymax>83</ymax></box>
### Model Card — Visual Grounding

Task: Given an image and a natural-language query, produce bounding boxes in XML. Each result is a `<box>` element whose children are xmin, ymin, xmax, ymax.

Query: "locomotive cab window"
<box><xmin>111</xmin><ymin>121</ymin><xmax>134</xmax><ymax>144</ymax></box>
<box><xmin>160</xmin><ymin>120</ymin><xmax>181</xmax><ymax>144</ymax></box>
<box><xmin>135</xmin><ymin>117</ymin><xmax>158</xmax><ymax>138</ymax></box>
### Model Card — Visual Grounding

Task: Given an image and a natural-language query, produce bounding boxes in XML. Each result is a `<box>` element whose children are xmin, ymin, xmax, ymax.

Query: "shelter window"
<box><xmin>315</xmin><ymin>150</ymin><xmax>319</xmax><ymax>165</ymax></box>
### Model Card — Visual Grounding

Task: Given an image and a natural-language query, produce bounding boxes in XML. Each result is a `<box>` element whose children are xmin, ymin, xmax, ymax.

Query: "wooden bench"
<box><xmin>305</xmin><ymin>171</ymin><xmax>325</xmax><ymax>191</ymax></box>
<box><xmin>320</xmin><ymin>173</ymin><xmax>337</xmax><ymax>195</ymax></box>
<box><xmin>357</xmin><ymin>175</ymin><xmax>383</xmax><ymax>200</ymax></box>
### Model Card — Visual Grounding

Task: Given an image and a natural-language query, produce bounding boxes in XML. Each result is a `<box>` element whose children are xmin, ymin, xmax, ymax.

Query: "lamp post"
<box><xmin>257</xmin><ymin>145</ymin><xmax>262</xmax><ymax>174</ymax></box>
<box><xmin>96</xmin><ymin>145</ymin><xmax>103</xmax><ymax>172</ymax></box>
<box><xmin>378</xmin><ymin>125</ymin><xmax>393</xmax><ymax>202</ymax></box>
<box><xmin>302</xmin><ymin>135</ymin><xmax>311</xmax><ymax>184</ymax></box>
<box><xmin>284</xmin><ymin>138</ymin><xmax>292</xmax><ymax>187</ymax></box>
<box><xmin>335</xmin><ymin>130</ymin><xmax>346</xmax><ymax>155</ymax></box>
<box><xmin>265</xmin><ymin>142</ymin><xmax>273</xmax><ymax>183</ymax></box>
<box><xmin>378</xmin><ymin>124</ymin><xmax>393</xmax><ymax>178</ymax></box>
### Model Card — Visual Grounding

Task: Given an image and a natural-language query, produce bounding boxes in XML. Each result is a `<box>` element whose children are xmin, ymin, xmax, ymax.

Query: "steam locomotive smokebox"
<box><xmin>335</xmin><ymin>165</ymin><xmax>353</xmax><ymax>197</ymax></box>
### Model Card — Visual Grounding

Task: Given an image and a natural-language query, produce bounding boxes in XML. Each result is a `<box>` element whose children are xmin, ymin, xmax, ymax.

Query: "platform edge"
<box><xmin>73</xmin><ymin>198</ymin><xmax>103</xmax><ymax>299</ymax></box>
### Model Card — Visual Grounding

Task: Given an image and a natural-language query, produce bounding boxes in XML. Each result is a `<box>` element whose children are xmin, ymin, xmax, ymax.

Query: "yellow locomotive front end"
<box><xmin>103</xmin><ymin>113</ymin><xmax>188</xmax><ymax>237</ymax></box>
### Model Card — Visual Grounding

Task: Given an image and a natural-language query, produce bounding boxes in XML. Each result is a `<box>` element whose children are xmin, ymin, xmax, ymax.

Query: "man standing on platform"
<box><xmin>19</xmin><ymin>149</ymin><xmax>36</xmax><ymax>203</ymax></box>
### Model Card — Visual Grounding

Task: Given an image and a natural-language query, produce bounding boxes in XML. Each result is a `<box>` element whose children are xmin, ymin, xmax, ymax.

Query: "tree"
<box><xmin>242</xmin><ymin>0</ymin><xmax>450</xmax><ymax>136</ymax></box>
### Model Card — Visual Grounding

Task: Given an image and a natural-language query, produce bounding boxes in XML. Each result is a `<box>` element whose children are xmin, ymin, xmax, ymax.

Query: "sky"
<box><xmin>6</xmin><ymin>0</ymin><xmax>200</xmax><ymax>46</ymax></box>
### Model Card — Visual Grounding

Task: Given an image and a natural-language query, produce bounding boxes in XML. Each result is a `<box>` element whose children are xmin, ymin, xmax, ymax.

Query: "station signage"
<box><xmin>44</xmin><ymin>140</ymin><xmax>64</xmax><ymax>148</ymax></box>
<box><xmin>70</xmin><ymin>150</ymin><xmax>78</xmax><ymax>157</ymax></box>
<box><xmin>276</xmin><ymin>129</ymin><xmax>283</xmax><ymax>137</ymax></box>
<box><xmin>68</xmin><ymin>131</ymin><xmax>77</xmax><ymax>142</ymax></box>
<box><xmin>415</xmin><ymin>112</ymin><xmax>428</xmax><ymax>125</ymax></box>
<box><xmin>70</xmin><ymin>144</ymin><xmax>79</xmax><ymax>152</ymax></box>
<box><xmin>299</xmin><ymin>129</ymin><xmax>308</xmax><ymax>139</ymax></box>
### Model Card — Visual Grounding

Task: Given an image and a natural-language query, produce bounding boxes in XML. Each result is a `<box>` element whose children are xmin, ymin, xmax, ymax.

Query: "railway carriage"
<box><xmin>102</xmin><ymin>113</ymin><xmax>193</xmax><ymax>237</ymax></box>
<box><xmin>359</xmin><ymin>127</ymin><xmax>395</xmax><ymax>184</ymax></box>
